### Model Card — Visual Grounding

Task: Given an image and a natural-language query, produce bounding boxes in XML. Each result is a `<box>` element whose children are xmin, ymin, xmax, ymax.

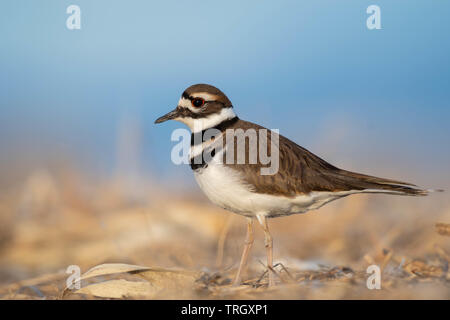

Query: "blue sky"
<box><xmin>0</xmin><ymin>1</ymin><xmax>449</xmax><ymax>187</ymax></box>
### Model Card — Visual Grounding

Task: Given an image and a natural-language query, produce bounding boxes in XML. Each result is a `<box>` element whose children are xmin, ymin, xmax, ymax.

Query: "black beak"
<box><xmin>154</xmin><ymin>108</ymin><xmax>179</xmax><ymax>124</ymax></box>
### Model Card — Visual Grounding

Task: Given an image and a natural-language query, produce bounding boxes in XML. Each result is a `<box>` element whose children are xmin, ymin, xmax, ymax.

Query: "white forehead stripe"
<box><xmin>190</xmin><ymin>92</ymin><xmax>220</xmax><ymax>101</ymax></box>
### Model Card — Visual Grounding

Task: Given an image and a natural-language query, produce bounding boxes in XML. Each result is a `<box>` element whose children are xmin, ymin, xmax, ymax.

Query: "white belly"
<box><xmin>193</xmin><ymin>162</ymin><xmax>351</xmax><ymax>217</ymax></box>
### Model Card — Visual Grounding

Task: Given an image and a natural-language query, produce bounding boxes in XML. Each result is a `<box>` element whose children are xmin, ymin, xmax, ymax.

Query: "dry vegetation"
<box><xmin>0</xmin><ymin>169</ymin><xmax>449</xmax><ymax>300</ymax></box>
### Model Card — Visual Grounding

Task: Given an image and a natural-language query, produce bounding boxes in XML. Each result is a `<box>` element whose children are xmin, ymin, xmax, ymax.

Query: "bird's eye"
<box><xmin>192</xmin><ymin>98</ymin><xmax>205</xmax><ymax>108</ymax></box>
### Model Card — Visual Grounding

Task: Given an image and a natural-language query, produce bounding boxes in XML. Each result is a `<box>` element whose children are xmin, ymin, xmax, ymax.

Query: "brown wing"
<box><xmin>223</xmin><ymin>119</ymin><xmax>427</xmax><ymax>197</ymax></box>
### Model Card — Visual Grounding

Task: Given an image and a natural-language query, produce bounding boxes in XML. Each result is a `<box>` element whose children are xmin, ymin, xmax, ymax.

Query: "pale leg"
<box><xmin>232</xmin><ymin>218</ymin><xmax>254</xmax><ymax>286</ymax></box>
<box><xmin>257</xmin><ymin>214</ymin><xmax>275</xmax><ymax>287</ymax></box>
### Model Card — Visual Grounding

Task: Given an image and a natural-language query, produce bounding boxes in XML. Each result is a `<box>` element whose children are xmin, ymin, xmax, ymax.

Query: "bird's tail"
<box><xmin>329</xmin><ymin>169</ymin><xmax>443</xmax><ymax>196</ymax></box>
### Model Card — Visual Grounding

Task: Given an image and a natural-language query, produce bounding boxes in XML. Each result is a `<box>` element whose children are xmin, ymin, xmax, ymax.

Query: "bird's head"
<box><xmin>155</xmin><ymin>84</ymin><xmax>236</xmax><ymax>132</ymax></box>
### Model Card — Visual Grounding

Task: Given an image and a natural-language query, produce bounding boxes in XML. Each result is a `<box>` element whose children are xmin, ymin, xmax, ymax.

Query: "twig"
<box><xmin>435</xmin><ymin>222</ymin><xmax>450</xmax><ymax>237</ymax></box>
<box><xmin>216</xmin><ymin>215</ymin><xmax>234</xmax><ymax>267</ymax></box>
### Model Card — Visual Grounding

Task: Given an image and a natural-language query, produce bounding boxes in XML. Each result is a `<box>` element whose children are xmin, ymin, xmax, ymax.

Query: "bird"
<box><xmin>155</xmin><ymin>83</ymin><xmax>440</xmax><ymax>287</ymax></box>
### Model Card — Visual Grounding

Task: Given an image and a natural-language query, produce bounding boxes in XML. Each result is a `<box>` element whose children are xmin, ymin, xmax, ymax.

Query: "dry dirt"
<box><xmin>0</xmin><ymin>169</ymin><xmax>449</xmax><ymax>299</ymax></box>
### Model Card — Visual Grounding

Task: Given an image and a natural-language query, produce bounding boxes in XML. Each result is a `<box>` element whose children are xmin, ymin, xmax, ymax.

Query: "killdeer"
<box><xmin>155</xmin><ymin>84</ymin><xmax>439</xmax><ymax>286</ymax></box>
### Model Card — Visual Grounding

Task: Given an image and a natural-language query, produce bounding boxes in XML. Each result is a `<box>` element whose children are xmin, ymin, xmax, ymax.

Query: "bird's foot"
<box><xmin>267</xmin><ymin>267</ymin><xmax>275</xmax><ymax>287</ymax></box>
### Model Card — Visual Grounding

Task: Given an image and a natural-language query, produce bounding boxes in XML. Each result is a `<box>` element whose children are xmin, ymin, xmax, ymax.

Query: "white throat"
<box><xmin>176</xmin><ymin>108</ymin><xmax>237</xmax><ymax>133</ymax></box>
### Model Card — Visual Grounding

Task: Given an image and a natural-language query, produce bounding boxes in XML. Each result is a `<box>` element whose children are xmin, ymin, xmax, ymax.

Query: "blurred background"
<box><xmin>0</xmin><ymin>1</ymin><xmax>449</xmax><ymax>299</ymax></box>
